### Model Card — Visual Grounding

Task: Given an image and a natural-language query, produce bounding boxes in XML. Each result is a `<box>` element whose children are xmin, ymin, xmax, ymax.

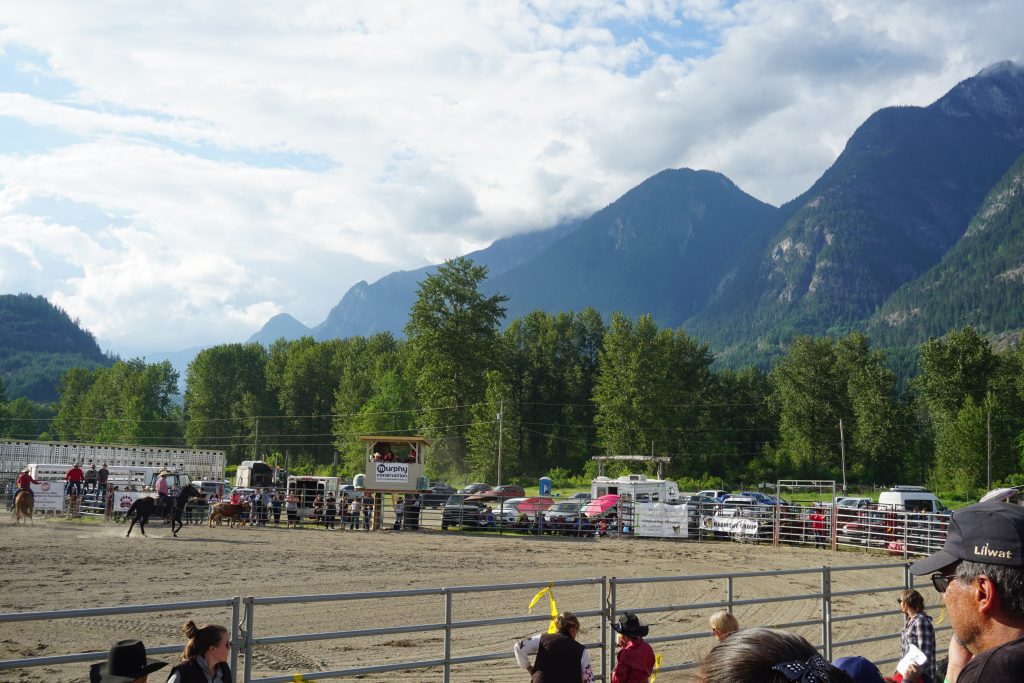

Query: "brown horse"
<box><xmin>14</xmin><ymin>490</ymin><xmax>33</xmax><ymax>524</ymax></box>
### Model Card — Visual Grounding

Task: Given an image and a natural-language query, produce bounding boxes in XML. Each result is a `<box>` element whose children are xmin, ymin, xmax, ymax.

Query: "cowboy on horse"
<box><xmin>13</xmin><ymin>468</ymin><xmax>41</xmax><ymax>523</ymax></box>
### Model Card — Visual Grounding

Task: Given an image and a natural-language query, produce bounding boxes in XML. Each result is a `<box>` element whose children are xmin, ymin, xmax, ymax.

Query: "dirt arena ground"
<box><xmin>0</xmin><ymin>516</ymin><xmax>948</xmax><ymax>682</ymax></box>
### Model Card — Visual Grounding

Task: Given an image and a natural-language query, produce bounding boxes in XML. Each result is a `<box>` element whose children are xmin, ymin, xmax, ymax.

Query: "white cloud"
<box><xmin>0</xmin><ymin>0</ymin><xmax>1022</xmax><ymax>352</ymax></box>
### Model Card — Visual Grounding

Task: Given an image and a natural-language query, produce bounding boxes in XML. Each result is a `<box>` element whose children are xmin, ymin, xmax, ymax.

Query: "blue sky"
<box><xmin>1</xmin><ymin>1</ymin><xmax>1022</xmax><ymax>355</ymax></box>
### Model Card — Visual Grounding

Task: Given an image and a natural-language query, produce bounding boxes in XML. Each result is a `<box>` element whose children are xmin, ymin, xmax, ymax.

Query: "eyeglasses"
<box><xmin>931</xmin><ymin>572</ymin><xmax>959</xmax><ymax>593</ymax></box>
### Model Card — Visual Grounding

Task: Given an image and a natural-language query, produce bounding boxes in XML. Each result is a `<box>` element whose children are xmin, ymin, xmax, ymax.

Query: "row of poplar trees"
<box><xmin>38</xmin><ymin>257</ymin><xmax>1024</xmax><ymax>498</ymax></box>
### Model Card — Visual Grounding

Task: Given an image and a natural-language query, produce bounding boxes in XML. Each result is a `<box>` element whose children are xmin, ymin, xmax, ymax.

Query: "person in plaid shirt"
<box><xmin>899</xmin><ymin>588</ymin><xmax>935</xmax><ymax>683</ymax></box>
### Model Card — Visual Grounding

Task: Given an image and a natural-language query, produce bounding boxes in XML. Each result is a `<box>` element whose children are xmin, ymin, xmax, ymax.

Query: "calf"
<box><xmin>209</xmin><ymin>501</ymin><xmax>251</xmax><ymax>528</ymax></box>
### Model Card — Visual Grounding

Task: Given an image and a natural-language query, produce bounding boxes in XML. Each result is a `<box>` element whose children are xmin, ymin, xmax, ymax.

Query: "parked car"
<box><xmin>457</xmin><ymin>483</ymin><xmax>492</xmax><ymax>495</ymax></box>
<box><xmin>697</xmin><ymin>489</ymin><xmax>730</xmax><ymax>501</ymax></box>
<box><xmin>421</xmin><ymin>482</ymin><xmax>457</xmax><ymax>508</ymax></box>
<box><xmin>677</xmin><ymin>493</ymin><xmax>719</xmax><ymax>513</ymax></box>
<box><xmin>441</xmin><ymin>494</ymin><xmax>484</xmax><ymax>530</ymax></box>
<box><xmin>494</xmin><ymin>497</ymin><xmax>529</xmax><ymax>525</ymax></box>
<box><xmin>542</xmin><ymin>501</ymin><xmax>586</xmax><ymax>532</ymax></box>
<box><xmin>718</xmin><ymin>495</ymin><xmax>770</xmax><ymax>517</ymax></box>
<box><xmin>835</xmin><ymin>496</ymin><xmax>873</xmax><ymax>509</ymax></box>
<box><xmin>467</xmin><ymin>484</ymin><xmax>525</xmax><ymax>502</ymax></box>
<box><xmin>739</xmin><ymin>491</ymin><xmax>781</xmax><ymax>506</ymax></box>
<box><xmin>568</xmin><ymin>492</ymin><xmax>593</xmax><ymax>502</ymax></box>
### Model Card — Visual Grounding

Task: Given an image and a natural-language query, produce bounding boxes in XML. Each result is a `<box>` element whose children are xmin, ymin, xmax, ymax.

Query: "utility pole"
<box><xmin>839</xmin><ymin>419</ymin><xmax>847</xmax><ymax>494</ymax></box>
<box><xmin>987</xmin><ymin>411</ymin><xmax>992</xmax><ymax>490</ymax></box>
<box><xmin>253</xmin><ymin>416</ymin><xmax>260</xmax><ymax>461</ymax></box>
<box><xmin>496</xmin><ymin>399</ymin><xmax>504</xmax><ymax>486</ymax></box>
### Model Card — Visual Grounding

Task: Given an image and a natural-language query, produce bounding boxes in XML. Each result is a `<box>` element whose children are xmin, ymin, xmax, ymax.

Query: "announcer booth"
<box><xmin>357</xmin><ymin>435</ymin><xmax>431</xmax><ymax>530</ymax></box>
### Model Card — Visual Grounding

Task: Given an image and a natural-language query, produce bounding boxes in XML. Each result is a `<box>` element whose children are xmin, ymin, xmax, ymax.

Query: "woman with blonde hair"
<box><xmin>166</xmin><ymin>620</ymin><xmax>232</xmax><ymax>683</ymax></box>
<box><xmin>513</xmin><ymin>611</ymin><xmax>594</xmax><ymax>682</ymax></box>
<box><xmin>709</xmin><ymin>610</ymin><xmax>739</xmax><ymax>641</ymax></box>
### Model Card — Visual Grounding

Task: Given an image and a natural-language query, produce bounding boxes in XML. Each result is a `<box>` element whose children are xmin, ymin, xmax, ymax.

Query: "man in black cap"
<box><xmin>89</xmin><ymin>639</ymin><xmax>167</xmax><ymax>682</ymax></box>
<box><xmin>910</xmin><ymin>501</ymin><xmax>1024</xmax><ymax>682</ymax></box>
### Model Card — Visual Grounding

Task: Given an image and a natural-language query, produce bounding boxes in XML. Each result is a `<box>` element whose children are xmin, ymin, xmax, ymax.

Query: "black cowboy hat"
<box><xmin>613</xmin><ymin>612</ymin><xmax>649</xmax><ymax>638</ymax></box>
<box><xmin>89</xmin><ymin>640</ymin><xmax>167</xmax><ymax>683</ymax></box>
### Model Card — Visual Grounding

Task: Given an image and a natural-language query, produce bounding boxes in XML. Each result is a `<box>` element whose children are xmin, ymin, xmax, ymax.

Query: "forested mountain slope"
<box><xmin>686</xmin><ymin>61</ymin><xmax>1024</xmax><ymax>364</ymax></box>
<box><xmin>868</xmin><ymin>150</ymin><xmax>1024</xmax><ymax>346</ymax></box>
<box><xmin>0</xmin><ymin>293</ymin><xmax>114</xmax><ymax>402</ymax></box>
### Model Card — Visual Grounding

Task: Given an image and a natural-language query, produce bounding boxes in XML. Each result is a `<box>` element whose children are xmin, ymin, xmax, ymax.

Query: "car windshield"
<box><xmin>551</xmin><ymin>502</ymin><xmax>581</xmax><ymax>512</ymax></box>
<box><xmin>445</xmin><ymin>494</ymin><xmax>468</xmax><ymax>505</ymax></box>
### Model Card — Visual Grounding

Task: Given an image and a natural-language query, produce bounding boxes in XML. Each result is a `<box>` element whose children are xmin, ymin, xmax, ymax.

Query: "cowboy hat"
<box><xmin>158</xmin><ymin>469</ymin><xmax>170</xmax><ymax>476</ymax></box>
<box><xmin>89</xmin><ymin>640</ymin><xmax>166</xmax><ymax>683</ymax></box>
<box><xmin>613</xmin><ymin>612</ymin><xmax>649</xmax><ymax>638</ymax></box>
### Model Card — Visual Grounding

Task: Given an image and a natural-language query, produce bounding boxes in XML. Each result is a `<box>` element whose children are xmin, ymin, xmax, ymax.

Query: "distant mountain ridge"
<box><xmin>248</xmin><ymin>62</ymin><xmax>1024</xmax><ymax>366</ymax></box>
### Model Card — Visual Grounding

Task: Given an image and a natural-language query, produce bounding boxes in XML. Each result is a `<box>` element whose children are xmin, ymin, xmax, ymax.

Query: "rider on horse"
<box><xmin>155</xmin><ymin>469</ymin><xmax>172</xmax><ymax>517</ymax></box>
<box><xmin>15</xmin><ymin>468</ymin><xmax>42</xmax><ymax>504</ymax></box>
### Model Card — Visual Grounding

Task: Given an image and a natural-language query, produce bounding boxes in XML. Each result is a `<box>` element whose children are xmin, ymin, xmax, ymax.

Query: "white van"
<box><xmin>877</xmin><ymin>486</ymin><xmax>946</xmax><ymax>513</ymax></box>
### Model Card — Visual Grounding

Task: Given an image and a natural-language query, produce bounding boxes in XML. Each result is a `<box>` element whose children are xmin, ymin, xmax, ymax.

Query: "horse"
<box><xmin>126</xmin><ymin>484</ymin><xmax>205</xmax><ymax>538</ymax></box>
<box><xmin>13</xmin><ymin>490</ymin><xmax>33</xmax><ymax>524</ymax></box>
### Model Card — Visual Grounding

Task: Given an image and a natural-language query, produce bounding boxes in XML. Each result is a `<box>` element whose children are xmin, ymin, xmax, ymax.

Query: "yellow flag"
<box><xmin>292</xmin><ymin>675</ymin><xmax>306</xmax><ymax>683</ymax></box>
<box><xmin>528</xmin><ymin>585</ymin><xmax>559</xmax><ymax>633</ymax></box>
<box><xmin>651</xmin><ymin>653</ymin><xmax>663</xmax><ymax>682</ymax></box>
<box><xmin>935</xmin><ymin>606</ymin><xmax>945</xmax><ymax>625</ymax></box>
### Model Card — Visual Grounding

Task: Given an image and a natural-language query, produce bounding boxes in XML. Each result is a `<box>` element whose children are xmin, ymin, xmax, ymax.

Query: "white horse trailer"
<box><xmin>591</xmin><ymin>474</ymin><xmax>681</xmax><ymax>503</ymax></box>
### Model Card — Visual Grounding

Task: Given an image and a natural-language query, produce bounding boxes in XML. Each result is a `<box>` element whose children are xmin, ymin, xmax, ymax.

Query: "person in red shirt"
<box><xmin>15</xmin><ymin>468</ymin><xmax>42</xmax><ymax>504</ymax></box>
<box><xmin>612</xmin><ymin>612</ymin><xmax>655</xmax><ymax>683</ymax></box>
<box><xmin>65</xmin><ymin>463</ymin><xmax>85</xmax><ymax>497</ymax></box>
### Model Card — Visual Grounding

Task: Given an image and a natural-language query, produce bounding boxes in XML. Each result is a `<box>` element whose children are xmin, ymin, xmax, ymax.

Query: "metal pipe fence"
<box><xmin>0</xmin><ymin>563</ymin><xmax>950</xmax><ymax>682</ymax></box>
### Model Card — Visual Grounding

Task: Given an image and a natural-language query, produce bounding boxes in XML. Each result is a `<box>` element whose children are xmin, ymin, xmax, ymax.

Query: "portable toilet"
<box><xmin>539</xmin><ymin>476</ymin><xmax>552</xmax><ymax>496</ymax></box>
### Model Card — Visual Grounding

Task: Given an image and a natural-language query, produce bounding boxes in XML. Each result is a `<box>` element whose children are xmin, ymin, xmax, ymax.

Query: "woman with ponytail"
<box><xmin>513</xmin><ymin>612</ymin><xmax>594</xmax><ymax>682</ymax></box>
<box><xmin>166</xmin><ymin>620</ymin><xmax>232</xmax><ymax>683</ymax></box>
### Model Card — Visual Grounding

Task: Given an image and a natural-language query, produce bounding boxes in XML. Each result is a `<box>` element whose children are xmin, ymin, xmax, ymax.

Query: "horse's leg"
<box><xmin>172</xmin><ymin>510</ymin><xmax>182</xmax><ymax>536</ymax></box>
<box><xmin>126</xmin><ymin>515</ymin><xmax>136</xmax><ymax>537</ymax></box>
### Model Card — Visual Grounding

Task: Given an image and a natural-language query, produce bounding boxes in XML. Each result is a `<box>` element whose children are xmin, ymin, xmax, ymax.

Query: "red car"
<box><xmin>467</xmin><ymin>484</ymin><xmax>525</xmax><ymax>502</ymax></box>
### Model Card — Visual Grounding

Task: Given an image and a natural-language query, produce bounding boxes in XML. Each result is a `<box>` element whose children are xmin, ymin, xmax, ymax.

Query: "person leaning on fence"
<box><xmin>66</xmin><ymin>462</ymin><xmax>85</xmax><ymax>497</ymax></box>
<box><xmin>909</xmin><ymin>500</ymin><xmax>1024</xmax><ymax>683</ymax></box>
<box><xmin>611</xmin><ymin>612</ymin><xmax>655</xmax><ymax>683</ymax></box>
<box><xmin>89</xmin><ymin>639</ymin><xmax>167</xmax><ymax>683</ymax></box>
<box><xmin>897</xmin><ymin>588</ymin><xmax>935</xmax><ymax>683</ymax></box>
<box><xmin>697</xmin><ymin>627</ymin><xmax>853</xmax><ymax>682</ymax></box>
<box><xmin>709</xmin><ymin>610</ymin><xmax>739</xmax><ymax>641</ymax></box>
<box><xmin>513</xmin><ymin>611</ymin><xmax>594</xmax><ymax>682</ymax></box>
<box><xmin>166</xmin><ymin>620</ymin><xmax>233</xmax><ymax>683</ymax></box>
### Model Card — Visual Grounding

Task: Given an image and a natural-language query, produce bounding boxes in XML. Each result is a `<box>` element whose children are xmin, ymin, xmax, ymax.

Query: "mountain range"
<box><xmin>248</xmin><ymin>60</ymin><xmax>1024</xmax><ymax>367</ymax></box>
<box><xmin>6</xmin><ymin>62</ymin><xmax>1024</xmax><ymax>403</ymax></box>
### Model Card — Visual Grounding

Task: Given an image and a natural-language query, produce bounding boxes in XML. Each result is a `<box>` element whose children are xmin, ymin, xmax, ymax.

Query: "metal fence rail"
<box><xmin>0</xmin><ymin>563</ymin><xmax>951</xmax><ymax>682</ymax></box>
<box><xmin>0</xmin><ymin>597</ymin><xmax>241</xmax><ymax>677</ymax></box>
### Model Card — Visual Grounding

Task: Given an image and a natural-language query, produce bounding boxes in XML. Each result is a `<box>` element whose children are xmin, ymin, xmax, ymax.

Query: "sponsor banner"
<box><xmin>701</xmin><ymin>515</ymin><xmax>760</xmax><ymax>536</ymax></box>
<box><xmin>114</xmin><ymin>491</ymin><xmax>157</xmax><ymax>510</ymax></box>
<box><xmin>30</xmin><ymin>481</ymin><xmax>64</xmax><ymax>511</ymax></box>
<box><xmin>375</xmin><ymin>462</ymin><xmax>410</xmax><ymax>483</ymax></box>
<box><xmin>635</xmin><ymin>502</ymin><xmax>689</xmax><ymax>538</ymax></box>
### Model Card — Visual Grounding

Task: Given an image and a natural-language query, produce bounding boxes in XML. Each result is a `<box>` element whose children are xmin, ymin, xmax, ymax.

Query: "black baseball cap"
<box><xmin>910</xmin><ymin>501</ymin><xmax>1024</xmax><ymax>575</ymax></box>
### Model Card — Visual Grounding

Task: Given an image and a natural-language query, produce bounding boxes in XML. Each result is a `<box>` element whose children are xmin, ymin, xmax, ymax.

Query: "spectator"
<box><xmin>97</xmin><ymin>463</ymin><xmax>110</xmax><ymax>500</ymax></box>
<box><xmin>697</xmin><ymin>627</ymin><xmax>852</xmax><ymax>682</ymax></box>
<box><xmin>327</xmin><ymin>493</ymin><xmax>340</xmax><ymax>529</ymax></box>
<box><xmin>513</xmin><ymin>611</ymin><xmax>594</xmax><ymax>682</ymax></box>
<box><xmin>260</xmin><ymin>488</ymin><xmax>273</xmax><ymax>526</ymax></box>
<box><xmin>362</xmin><ymin>493</ymin><xmax>372</xmax><ymax>530</ymax></box>
<box><xmin>809</xmin><ymin>504</ymin><xmax>827</xmax><ymax>548</ymax></box>
<box><xmin>709</xmin><ymin>611</ymin><xmax>739</xmax><ymax>641</ymax></box>
<box><xmin>897</xmin><ymin>588</ymin><xmax>935</xmax><ymax>683</ymax></box>
<box><xmin>349</xmin><ymin>497</ymin><xmax>361</xmax><ymax>530</ymax></box>
<box><xmin>286</xmin><ymin>491</ymin><xmax>299</xmax><ymax>527</ymax></box>
<box><xmin>312</xmin><ymin>494</ymin><xmax>324</xmax><ymax>527</ymax></box>
<box><xmin>65</xmin><ymin>462</ymin><xmax>85</xmax><ymax>497</ymax></box>
<box><xmin>166</xmin><ymin>620</ymin><xmax>232</xmax><ymax>683</ymax></box>
<box><xmin>392</xmin><ymin>497</ymin><xmax>405</xmax><ymax>530</ymax></box>
<box><xmin>89</xmin><ymin>639</ymin><xmax>167</xmax><ymax>683</ymax></box>
<box><xmin>611</xmin><ymin>612</ymin><xmax>655</xmax><ymax>683</ymax></box>
<box><xmin>909</xmin><ymin>501</ymin><xmax>1024</xmax><ymax>682</ymax></box>
<box><xmin>85</xmin><ymin>463</ymin><xmax>98</xmax><ymax>492</ymax></box>
<box><xmin>832</xmin><ymin>656</ymin><xmax>885</xmax><ymax>683</ymax></box>
<box><xmin>271</xmin><ymin>491</ymin><xmax>282</xmax><ymax>525</ymax></box>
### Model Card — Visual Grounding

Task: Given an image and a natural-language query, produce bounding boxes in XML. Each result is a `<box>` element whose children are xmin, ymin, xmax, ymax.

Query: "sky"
<box><xmin>1</xmin><ymin>1</ymin><xmax>1022</xmax><ymax>356</ymax></box>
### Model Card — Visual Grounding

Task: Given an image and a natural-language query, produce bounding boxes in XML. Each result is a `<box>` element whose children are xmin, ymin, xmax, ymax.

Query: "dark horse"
<box><xmin>126</xmin><ymin>484</ymin><xmax>204</xmax><ymax>538</ymax></box>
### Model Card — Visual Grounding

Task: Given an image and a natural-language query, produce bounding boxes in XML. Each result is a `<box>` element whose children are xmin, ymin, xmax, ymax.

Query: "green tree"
<box><xmin>184</xmin><ymin>343</ymin><xmax>275</xmax><ymax>464</ymax></box>
<box><xmin>405</xmin><ymin>257</ymin><xmax>507</xmax><ymax>475</ymax></box>
<box><xmin>465</xmin><ymin>370</ymin><xmax>520</xmax><ymax>482</ymax></box>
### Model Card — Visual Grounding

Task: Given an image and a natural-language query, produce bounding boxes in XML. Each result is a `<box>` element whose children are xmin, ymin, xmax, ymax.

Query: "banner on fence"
<box><xmin>701</xmin><ymin>515</ymin><xmax>759</xmax><ymax>536</ymax></box>
<box><xmin>29</xmin><ymin>481</ymin><xmax>63</xmax><ymax>511</ymax></box>
<box><xmin>635</xmin><ymin>502</ymin><xmax>689</xmax><ymax>538</ymax></box>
